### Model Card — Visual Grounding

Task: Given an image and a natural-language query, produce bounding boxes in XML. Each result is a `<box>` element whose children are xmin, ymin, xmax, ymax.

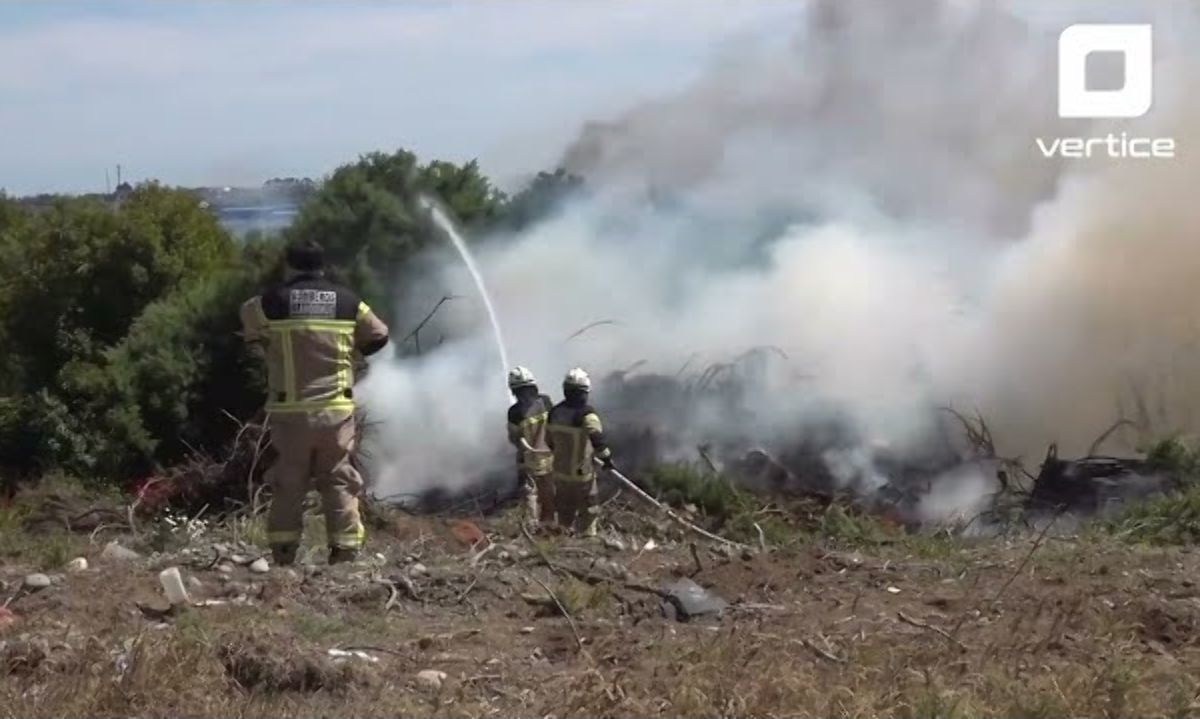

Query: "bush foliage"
<box><xmin>0</xmin><ymin>150</ymin><xmax>583</xmax><ymax>487</ymax></box>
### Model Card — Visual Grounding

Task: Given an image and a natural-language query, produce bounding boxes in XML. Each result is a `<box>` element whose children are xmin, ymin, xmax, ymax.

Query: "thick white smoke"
<box><xmin>362</xmin><ymin>0</ymin><xmax>1200</xmax><ymax>512</ymax></box>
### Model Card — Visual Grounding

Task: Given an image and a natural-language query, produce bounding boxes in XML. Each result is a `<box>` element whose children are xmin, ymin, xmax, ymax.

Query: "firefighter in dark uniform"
<box><xmin>546</xmin><ymin>368</ymin><xmax>613</xmax><ymax>536</ymax></box>
<box><xmin>506</xmin><ymin>366</ymin><xmax>555</xmax><ymax>529</ymax></box>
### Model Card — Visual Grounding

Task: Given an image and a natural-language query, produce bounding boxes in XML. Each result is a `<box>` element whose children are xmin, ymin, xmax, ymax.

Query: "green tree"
<box><xmin>1</xmin><ymin>184</ymin><xmax>235</xmax><ymax>391</ymax></box>
<box><xmin>497</xmin><ymin>169</ymin><xmax>585</xmax><ymax>232</ymax></box>
<box><xmin>0</xmin><ymin>184</ymin><xmax>237</xmax><ymax>476</ymax></box>
<box><xmin>285</xmin><ymin>150</ymin><xmax>507</xmax><ymax>315</ymax></box>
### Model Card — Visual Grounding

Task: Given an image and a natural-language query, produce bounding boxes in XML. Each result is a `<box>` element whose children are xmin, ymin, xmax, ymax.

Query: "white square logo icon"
<box><xmin>1058</xmin><ymin>24</ymin><xmax>1153</xmax><ymax>118</ymax></box>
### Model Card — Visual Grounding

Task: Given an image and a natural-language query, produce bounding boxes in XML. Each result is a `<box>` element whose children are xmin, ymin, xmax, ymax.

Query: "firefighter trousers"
<box><xmin>554</xmin><ymin>475</ymin><xmax>598</xmax><ymax>535</ymax></box>
<box><xmin>266</xmin><ymin>413</ymin><xmax>365</xmax><ymax>551</ymax></box>
<box><xmin>520</xmin><ymin>470</ymin><xmax>555</xmax><ymax>525</ymax></box>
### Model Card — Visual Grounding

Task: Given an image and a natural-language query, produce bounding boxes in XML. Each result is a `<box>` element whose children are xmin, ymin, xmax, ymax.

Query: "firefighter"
<box><xmin>506</xmin><ymin>366</ymin><xmax>555</xmax><ymax>530</ymax></box>
<box><xmin>239</xmin><ymin>240</ymin><xmax>390</xmax><ymax>566</ymax></box>
<box><xmin>546</xmin><ymin>368</ymin><xmax>613</xmax><ymax>537</ymax></box>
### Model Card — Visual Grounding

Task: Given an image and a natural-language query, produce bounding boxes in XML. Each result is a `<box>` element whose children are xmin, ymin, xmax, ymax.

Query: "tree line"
<box><xmin>0</xmin><ymin>150</ymin><xmax>582</xmax><ymax>487</ymax></box>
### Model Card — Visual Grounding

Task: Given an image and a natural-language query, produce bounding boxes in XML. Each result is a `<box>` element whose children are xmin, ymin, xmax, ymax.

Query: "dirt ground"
<box><xmin>3</xmin><ymin>496</ymin><xmax>1200</xmax><ymax>718</ymax></box>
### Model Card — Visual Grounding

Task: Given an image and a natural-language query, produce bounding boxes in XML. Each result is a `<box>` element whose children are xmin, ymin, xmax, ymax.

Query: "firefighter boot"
<box><xmin>272</xmin><ymin>543</ymin><xmax>299</xmax><ymax>567</ymax></box>
<box><xmin>329</xmin><ymin>546</ymin><xmax>359</xmax><ymax>565</ymax></box>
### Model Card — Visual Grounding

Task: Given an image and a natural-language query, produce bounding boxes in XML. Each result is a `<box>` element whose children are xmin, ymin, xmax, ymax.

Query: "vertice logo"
<box><xmin>1058</xmin><ymin>24</ymin><xmax>1152</xmax><ymax>119</ymax></box>
<box><xmin>1036</xmin><ymin>23</ymin><xmax>1175</xmax><ymax>159</ymax></box>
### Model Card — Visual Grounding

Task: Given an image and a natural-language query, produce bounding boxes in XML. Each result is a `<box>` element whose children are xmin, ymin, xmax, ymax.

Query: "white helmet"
<box><xmin>507</xmin><ymin>366</ymin><xmax>537</xmax><ymax>390</ymax></box>
<box><xmin>563</xmin><ymin>367</ymin><xmax>591</xmax><ymax>391</ymax></box>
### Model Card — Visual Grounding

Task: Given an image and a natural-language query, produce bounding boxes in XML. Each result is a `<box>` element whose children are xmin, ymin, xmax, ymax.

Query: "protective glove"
<box><xmin>601</xmin><ymin>456</ymin><xmax>615</xmax><ymax>471</ymax></box>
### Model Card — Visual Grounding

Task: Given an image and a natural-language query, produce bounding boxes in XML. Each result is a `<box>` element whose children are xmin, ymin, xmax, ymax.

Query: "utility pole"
<box><xmin>116</xmin><ymin>164</ymin><xmax>122</xmax><ymax>186</ymax></box>
<box><xmin>105</xmin><ymin>167</ymin><xmax>111</xmax><ymax>194</ymax></box>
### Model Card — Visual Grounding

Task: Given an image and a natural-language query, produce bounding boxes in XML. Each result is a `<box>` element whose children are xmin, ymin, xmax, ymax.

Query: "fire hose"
<box><xmin>520</xmin><ymin>439</ymin><xmax>749</xmax><ymax>550</ymax></box>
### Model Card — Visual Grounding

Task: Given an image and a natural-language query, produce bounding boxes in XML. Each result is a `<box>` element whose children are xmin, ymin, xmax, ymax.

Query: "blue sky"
<box><xmin>0</xmin><ymin>1</ymin><xmax>801</xmax><ymax>195</ymax></box>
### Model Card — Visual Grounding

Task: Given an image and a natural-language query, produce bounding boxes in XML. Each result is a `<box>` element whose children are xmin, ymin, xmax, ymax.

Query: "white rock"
<box><xmin>230</xmin><ymin>554</ymin><xmax>249</xmax><ymax>565</ymax></box>
<box><xmin>886</xmin><ymin>586</ymin><xmax>902</xmax><ymax>594</ymax></box>
<box><xmin>416</xmin><ymin>669</ymin><xmax>447</xmax><ymax>690</ymax></box>
<box><xmin>24</xmin><ymin>573</ymin><xmax>51</xmax><ymax>590</ymax></box>
<box><xmin>519</xmin><ymin>626</ymin><xmax>534</xmax><ymax>634</ymax></box>
<box><xmin>409</xmin><ymin>563</ymin><xmax>428</xmax><ymax>576</ymax></box>
<box><xmin>66</xmin><ymin>557</ymin><xmax>88</xmax><ymax>572</ymax></box>
<box><xmin>373</xmin><ymin>553</ymin><xmax>387</xmax><ymax>563</ymax></box>
<box><xmin>249</xmin><ymin>558</ymin><xmax>270</xmax><ymax>574</ymax></box>
<box><xmin>158</xmin><ymin>567</ymin><xmax>191</xmax><ymax>605</ymax></box>
<box><xmin>101</xmin><ymin>541</ymin><xmax>141</xmax><ymax>562</ymax></box>
<box><xmin>217</xmin><ymin>564</ymin><xmax>235</xmax><ymax>575</ymax></box>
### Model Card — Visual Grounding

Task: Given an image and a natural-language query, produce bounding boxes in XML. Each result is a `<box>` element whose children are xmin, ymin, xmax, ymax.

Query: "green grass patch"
<box><xmin>1102</xmin><ymin>438</ymin><xmax>1200</xmax><ymax>545</ymax></box>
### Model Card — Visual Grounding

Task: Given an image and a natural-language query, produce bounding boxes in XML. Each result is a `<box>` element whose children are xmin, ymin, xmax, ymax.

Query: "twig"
<box><xmin>939</xmin><ymin>406</ymin><xmax>996</xmax><ymax>458</ymax></box>
<box><xmin>990</xmin><ymin>513</ymin><xmax>1058</xmax><ymax>606</ymax></box>
<box><xmin>565</xmin><ymin>319</ymin><xmax>620</xmax><ymax>342</ymax></box>
<box><xmin>245</xmin><ymin>417</ymin><xmax>271</xmax><ymax>507</ymax></box>
<box><xmin>897</xmin><ymin>611</ymin><xmax>967</xmax><ymax>652</ymax></box>
<box><xmin>526</xmin><ymin>573</ymin><xmax>585</xmax><ymax>652</ymax></box>
<box><xmin>337</xmin><ymin>644</ymin><xmax>406</xmax><ymax>657</ymax></box>
<box><xmin>382</xmin><ymin>582</ymin><xmax>399</xmax><ymax>612</ymax></box>
<box><xmin>520</xmin><ymin>526</ymin><xmax>668</xmax><ymax>599</ymax></box>
<box><xmin>599</xmin><ymin>489</ymin><xmax>624</xmax><ymax>509</ymax></box>
<box><xmin>2</xmin><ymin>588</ymin><xmax>24</xmax><ymax>609</ymax></box>
<box><xmin>689</xmin><ymin>542</ymin><xmax>703</xmax><ymax>576</ymax></box>
<box><xmin>457</xmin><ymin>577</ymin><xmax>479</xmax><ymax>604</ymax></box>
<box><xmin>697</xmin><ymin>444</ymin><xmax>719</xmax><ymax>474</ymax></box>
<box><xmin>402</xmin><ymin>295</ymin><xmax>460</xmax><ymax>355</ymax></box>
<box><xmin>1087</xmin><ymin>418</ymin><xmax>1135</xmax><ymax>457</ymax></box>
<box><xmin>798</xmin><ymin>636</ymin><xmax>845</xmax><ymax>664</ymax></box>
<box><xmin>733</xmin><ymin>345</ymin><xmax>789</xmax><ymax>363</ymax></box>
<box><xmin>753</xmin><ymin>522</ymin><xmax>768</xmax><ymax>551</ymax></box>
<box><xmin>675</xmin><ymin>353</ymin><xmax>700</xmax><ymax>377</ymax></box>
<box><xmin>394</xmin><ymin>574</ymin><xmax>421</xmax><ymax>601</ymax></box>
<box><xmin>469</xmin><ymin>541</ymin><xmax>495</xmax><ymax>567</ymax></box>
<box><xmin>88</xmin><ymin>523</ymin><xmax>119</xmax><ymax>544</ymax></box>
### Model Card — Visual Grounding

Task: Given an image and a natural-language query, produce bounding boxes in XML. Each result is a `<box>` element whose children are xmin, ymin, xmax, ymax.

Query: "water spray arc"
<box><xmin>420</xmin><ymin>196</ymin><xmax>512</xmax><ymax>403</ymax></box>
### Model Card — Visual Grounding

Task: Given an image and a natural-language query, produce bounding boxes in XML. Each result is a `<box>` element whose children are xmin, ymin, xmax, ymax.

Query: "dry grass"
<box><xmin>5</xmin><ymin>478</ymin><xmax>1200</xmax><ymax>717</ymax></box>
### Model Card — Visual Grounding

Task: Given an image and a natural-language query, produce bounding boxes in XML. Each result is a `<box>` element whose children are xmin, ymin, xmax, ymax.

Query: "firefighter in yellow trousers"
<box><xmin>240</xmin><ymin>240</ymin><xmax>390</xmax><ymax>566</ymax></box>
<box><xmin>546</xmin><ymin>368</ymin><xmax>613</xmax><ymax>537</ymax></box>
<box><xmin>506</xmin><ymin>366</ymin><xmax>555</xmax><ymax>529</ymax></box>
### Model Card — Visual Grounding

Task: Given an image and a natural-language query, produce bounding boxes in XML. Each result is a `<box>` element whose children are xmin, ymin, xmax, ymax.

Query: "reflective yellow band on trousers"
<box><xmin>266</xmin><ymin>398</ymin><xmax>356</xmax><ymax>412</ymax></box>
<box><xmin>330</xmin><ymin>526</ymin><xmax>366</xmax><ymax>549</ymax></box>
<box><xmin>552</xmin><ymin>471</ymin><xmax>594</xmax><ymax>483</ymax></box>
<box><xmin>268</xmin><ymin>530</ymin><xmax>302</xmax><ymax>544</ymax></box>
<box><xmin>267</xmin><ymin>319</ymin><xmax>356</xmax><ymax>331</ymax></box>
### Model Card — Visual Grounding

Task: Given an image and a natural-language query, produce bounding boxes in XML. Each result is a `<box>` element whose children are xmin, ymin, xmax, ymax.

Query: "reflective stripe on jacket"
<box><xmin>240</xmin><ymin>273</ymin><xmax>389</xmax><ymax>415</ymax></box>
<box><xmin>546</xmin><ymin>401</ymin><xmax>611</xmax><ymax>482</ymax></box>
<box><xmin>508</xmin><ymin>394</ymin><xmax>554</xmax><ymax>474</ymax></box>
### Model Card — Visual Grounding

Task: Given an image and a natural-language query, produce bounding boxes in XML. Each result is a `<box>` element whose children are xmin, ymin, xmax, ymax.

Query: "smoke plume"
<box><xmin>361</xmin><ymin>0</ymin><xmax>1200</xmax><ymax>516</ymax></box>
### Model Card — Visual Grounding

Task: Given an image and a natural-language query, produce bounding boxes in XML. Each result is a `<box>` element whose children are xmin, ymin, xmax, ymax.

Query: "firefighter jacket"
<box><xmin>507</xmin><ymin>394</ymin><xmax>554</xmax><ymax>475</ymax></box>
<box><xmin>240</xmin><ymin>272</ymin><xmax>390</xmax><ymax>418</ymax></box>
<box><xmin>546</xmin><ymin>401</ymin><xmax>612</xmax><ymax>482</ymax></box>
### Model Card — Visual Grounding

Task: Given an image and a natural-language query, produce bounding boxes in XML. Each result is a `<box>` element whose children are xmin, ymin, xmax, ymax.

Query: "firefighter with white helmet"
<box><xmin>506</xmin><ymin>366</ymin><xmax>555</xmax><ymax>529</ymax></box>
<box><xmin>545</xmin><ymin>367</ymin><xmax>613</xmax><ymax>536</ymax></box>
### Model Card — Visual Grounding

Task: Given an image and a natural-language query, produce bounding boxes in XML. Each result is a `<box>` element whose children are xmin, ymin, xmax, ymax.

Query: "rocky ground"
<box><xmin>3</xmin><ymin>485</ymin><xmax>1200</xmax><ymax>718</ymax></box>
